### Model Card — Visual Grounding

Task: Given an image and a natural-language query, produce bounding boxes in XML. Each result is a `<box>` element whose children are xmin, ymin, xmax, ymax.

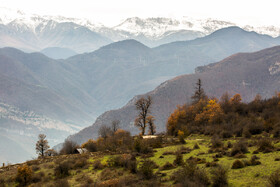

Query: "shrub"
<box><xmin>122</xmin><ymin>154</ymin><xmax>138</xmax><ymax>173</ymax></box>
<box><xmin>55</xmin><ymin>179</ymin><xmax>70</xmax><ymax>187</ymax></box>
<box><xmin>257</xmin><ymin>138</ymin><xmax>275</xmax><ymax>153</ymax></box>
<box><xmin>99</xmin><ymin>168</ymin><xmax>123</xmax><ymax>181</ymax></box>
<box><xmin>92</xmin><ymin>160</ymin><xmax>104</xmax><ymax>170</ymax></box>
<box><xmin>205</xmin><ymin>162</ymin><xmax>218</xmax><ymax>167</ymax></box>
<box><xmin>187</xmin><ymin>156</ymin><xmax>206</xmax><ymax>164</ymax></box>
<box><xmin>81</xmin><ymin>139</ymin><xmax>97</xmax><ymax>152</ymax></box>
<box><xmin>138</xmin><ymin>159</ymin><xmax>155</xmax><ymax>179</ymax></box>
<box><xmin>31</xmin><ymin>171</ymin><xmax>44</xmax><ymax>183</ymax></box>
<box><xmin>268</xmin><ymin>169</ymin><xmax>280</xmax><ymax>187</ymax></box>
<box><xmin>73</xmin><ymin>157</ymin><xmax>88</xmax><ymax>169</ymax></box>
<box><xmin>26</xmin><ymin>160</ymin><xmax>40</xmax><ymax>166</ymax></box>
<box><xmin>272</xmin><ymin>126</ymin><xmax>280</xmax><ymax>138</ymax></box>
<box><xmin>0</xmin><ymin>178</ymin><xmax>5</xmax><ymax>187</ymax></box>
<box><xmin>140</xmin><ymin>145</ymin><xmax>154</xmax><ymax>154</ymax></box>
<box><xmin>247</xmin><ymin>122</ymin><xmax>264</xmax><ymax>135</ymax></box>
<box><xmin>133</xmin><ymin>138</ymin><xmax>142</xmax><ymax>152</ymax></box>
<box><xmin>227</xmin><ymin>141</ymin><xmax>233</xmax><ymax>148</ymax></box>
<box><xmin>127</xmin><ymin>159</ymin><xmax>137</xmax><ymax>173</ymax></box>
<box><xmin>160</xmin><ymin>162</ymin><xmax>175</xmax><ymax>170</ymax></box>
<box><xmin>16</xmin><ymin>164</ymin><xmax>33</xmax><ymax>186</ymax></box>
<box><xmin>233</xmin><ymin>154</ymin><xmax>247</xmax><ymax>159</ymax></box>
<box><xmin>54</xmin><ymin>161</ymin><xmax>71</xmax><ymax>178</ymax></box>
<box><xmin>211</xmin><ymin>136</ymin><xmax>223</xmax><ymax>148</ymax></box>
<box><xmin>211</xmin><ymin>165</ymin><xmax>228</xmax><ymax>187</ymax></box>
<box><xmin>221</xmin><ymin>131</ymin><xmax>233</xmax><ymax>139</ymax></box>
<box><xmin>195</xmin><ymin>168</ymin><xmax>211</xmax><ymax>186</ymax></box>
<box><xmin>133</xmin><ymin>137</ymin><xmax>154</xmax><ymax>154</ymax></box>
<box><xmin>193</xmin><ymin>143</ymin><xmax>200</xmax><ymax>149</ymax></box>
<box><xmin>107</xmin><ymin>155</ymin><xmax>123</xmax><ymax>167</ymax></box>
<box><xmin>230</xmin><ymin>141</ymin><xmax>248</xmax><ymax>156</ymax></box>
<box><xmin>173</xmin><ymin>151</ymin><xmax>183</xmax><ymax>166</ymax></box>
<box><xmin>145</xmin><ymin>136</ymin><xmax>163</xmax><ymax>148</ymax></box>
<box><xmin>75</xmin><ymin>174</ymin><xmax>93</xmax><ymax>184</ymax></box>
<box><xmin>231</xmin><ymin>160</ymin><xmax>245</xmax><ymax>169</ymax></box>
<box><xmin>249</xmin><ymin>155</ymin><xmax>261</xmax><ymax>166</ymax></box>
<box><xmin>31</xmin><ymin>165</ymin><xmax>40</xmax><ymax>172</ymax></box>
<box><xmin>178</xmin><ymin>130</ymin><xmax>186</xmax><ymax>144</ymax></box>
<box><xmin>242</xmin><ymin>128</ymin><xmax>252</xmax><ymax>138</ymax></box>
<box><xmin>173</xmin><ymin>160</ymin><xmax>210</xmax><ymax>186</ymax></box>
<box><xmin>107</xmin><ymin>154</ymin><xmax>138</xmax><ymax>173</ymax></box>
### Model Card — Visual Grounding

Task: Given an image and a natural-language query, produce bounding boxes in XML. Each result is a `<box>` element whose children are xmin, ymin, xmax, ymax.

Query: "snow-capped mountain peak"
<box><xmin>113</xmin><ymin>16</ymin><xmax>238</xmax><ymax>39</ymax></box>
<box><xmin>0</xmin><ymin>6</ymin><xmax>280</xmax><ymax>53</ymax></box>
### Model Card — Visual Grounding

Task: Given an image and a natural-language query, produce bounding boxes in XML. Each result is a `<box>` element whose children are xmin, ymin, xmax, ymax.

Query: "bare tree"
<box><xmin>147</xmin><ymin>116</ymin><xmax>156</xmax><ymax>135</ymax></box>
<box><xmin>134</xmin><ymin>96</ymin><xmax>152</xmax><ymax>135</ymax></box>
<box><xmin>98</xmin><ymin>125</ymin><xmax>113</xmax><ymax>139</ymax></box>
<box><xmin>35</xmin><ymin>134</ymin><xmax>50</xmax><ymax>157</ymax></box>
<box><xmin>111</xmin><ymin>120</ymin><xmax>120</xmax><ymax>133</ymax></box>
<box><xmin>60</xmin><ymin>140</ymin><xmax>78</xmax><ymax>155</ymax></box>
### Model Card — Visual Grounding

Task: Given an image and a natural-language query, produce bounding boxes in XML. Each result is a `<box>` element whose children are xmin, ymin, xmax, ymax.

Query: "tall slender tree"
<box><xmin>35</xmin><ymin>134</ymin><xmax>50</xmax><ymax>157</ymax></box>
<box><xmin>191</xmin><ymin>78</ymin><xmax>206</xmax><ymax>104</ymax></box>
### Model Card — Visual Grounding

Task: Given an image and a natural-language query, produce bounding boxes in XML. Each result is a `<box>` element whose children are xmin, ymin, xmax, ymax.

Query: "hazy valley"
<box><xmin>1</xmin><ymin>7</ymin><xmax>280</xmax><ymax>165</ymax></box>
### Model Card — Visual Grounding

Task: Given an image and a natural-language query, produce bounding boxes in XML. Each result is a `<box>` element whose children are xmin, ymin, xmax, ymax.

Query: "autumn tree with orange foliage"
<box><xmin>167</xmin><ymin>105</ymin><xmax>187</xmax><ymax>136</ymax></box>
<box><xmin>230</xmin><ymin>94</ymin><xmax>242</xmax><ymax>105</ymax></box>
<box><xmin>81</xmin><ymin>139</ymin><xmax>97</xmax><ymax>152</ymax></box>
<box><xmin>16</xmin><ymin>165</ymin><xmax>33</xmax><ymax>185</ymax></box>
<box><xmin>194</xmin><ymin>99</ymin><xmax>224</xmax><ymax>125</ymax></box>
<box><xmin>167</xmin><ymin>79</ymin><xmax>210</xmax><ymax>136</ymax></box>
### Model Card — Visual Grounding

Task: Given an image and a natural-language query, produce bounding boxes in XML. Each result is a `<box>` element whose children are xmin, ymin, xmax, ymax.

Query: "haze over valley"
<box><xmin>1</xmin><ymin>2</ymin><xmax>280</xmax><ymax>166</ymax></box>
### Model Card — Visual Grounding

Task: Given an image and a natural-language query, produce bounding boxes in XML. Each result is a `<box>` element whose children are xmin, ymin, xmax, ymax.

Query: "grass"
<box><xmin>1</xmin><ymin>135</ymin><xmax>279</xmax><ymax>186</ymax></box>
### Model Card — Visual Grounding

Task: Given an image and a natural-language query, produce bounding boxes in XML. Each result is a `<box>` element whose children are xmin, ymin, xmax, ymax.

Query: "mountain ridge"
<box><xmin>1</xmin><ymin>7</ymin><xmax>280</xmax><ymax>52</ymax></box>
<box><xmin>2</xmin><ymin>26</ymin><xmax>280</xmax><ymax>163</ymax></box>
<box><xmin>67</xmin><ymin>45</ymin><xmax>280</xmax><ymax>144</ymax></box>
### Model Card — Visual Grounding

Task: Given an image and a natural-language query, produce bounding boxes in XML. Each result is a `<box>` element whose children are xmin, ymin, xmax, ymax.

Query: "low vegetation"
<box><xmin>1</xmin><ymin>79</ymin><xmax>280</xmax><ymax>186</ymax></box>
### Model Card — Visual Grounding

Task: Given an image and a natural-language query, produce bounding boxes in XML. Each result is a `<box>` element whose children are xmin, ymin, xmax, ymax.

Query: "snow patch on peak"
<box><xmin>113</xmin><ymin>17</ymin><xmax>238</xmax><ymax>39</ymax></box>
<box><xmin>243</xmin><ymin>25</ymin><xmax>280</xmax><ymax>37</ymax></box>
<box><xmin>0</xmin><ymin>7</ymin><xmax>104</xmax><ymax>33</ymax></box>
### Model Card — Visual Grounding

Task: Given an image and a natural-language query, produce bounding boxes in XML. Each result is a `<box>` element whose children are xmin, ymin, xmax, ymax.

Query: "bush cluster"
<box><xmin>167</xmin><ymin>92</ymin><xmax>280</xmax><ymax>138</ymax></box>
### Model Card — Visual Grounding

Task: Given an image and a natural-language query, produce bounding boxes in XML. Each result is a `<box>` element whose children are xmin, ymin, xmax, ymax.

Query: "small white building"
<box><xmin>76</xmin><ymin>148</ymin><xmax>88</xmax><ymax>154</ymax></box>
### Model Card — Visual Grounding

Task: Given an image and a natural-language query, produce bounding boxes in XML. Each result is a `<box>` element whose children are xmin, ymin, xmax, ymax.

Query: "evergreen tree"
<box><xmin>191</xmin><ymin>78</ymin><xmax>206</xmax><ymax>104</ymax></box>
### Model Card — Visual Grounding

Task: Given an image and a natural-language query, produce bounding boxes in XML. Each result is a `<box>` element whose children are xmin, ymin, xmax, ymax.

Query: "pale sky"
<box><xmin>0</xmin><ymin>0</ymin><xmax>280</xmax><ymax>27</ymax></box>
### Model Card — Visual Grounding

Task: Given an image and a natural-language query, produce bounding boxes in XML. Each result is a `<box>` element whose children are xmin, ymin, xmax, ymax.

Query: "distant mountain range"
<box><xmin>68</xmin><ymin>45</ymin><xmax>280</xmax><ymax>144</ymax></box>
<box><xmin>1</xmin><ymin>7</ymin><xmax>280</xmax><ymax>57</ymax></box>
<box><xmin>1</xmin><ymin>25</ymin><xmax>280</xmax><ymax>163</ymax></box>
<box><xmin>40</xmin><ymin>47</ymin><xmax>77</xmax><ymax>59</ymax></box>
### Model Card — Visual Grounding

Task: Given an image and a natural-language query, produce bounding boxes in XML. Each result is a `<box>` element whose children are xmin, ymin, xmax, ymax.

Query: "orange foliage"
<box><xmin>16</xmin><ymin>165</ymin><xmax>33</xmax><ymax>185</ymax></box>
<box><xmin>81</xmin><ymin>139</ymin><xmax>96</xmax><ymax>148</ymax></box>
<box><xmin>230</xmin><ymin>94</ymin><xmax>242</xmax><ymax>105</ymax></box>
<box><xmin>195</xmin><ymin>99</ymin><xmax>224</xmax><ymax>124</ymax></box>
<box><xmin>167</xmin><ymin>105</ymin><xmax>187</xmax><ymax>135</ymax></box>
